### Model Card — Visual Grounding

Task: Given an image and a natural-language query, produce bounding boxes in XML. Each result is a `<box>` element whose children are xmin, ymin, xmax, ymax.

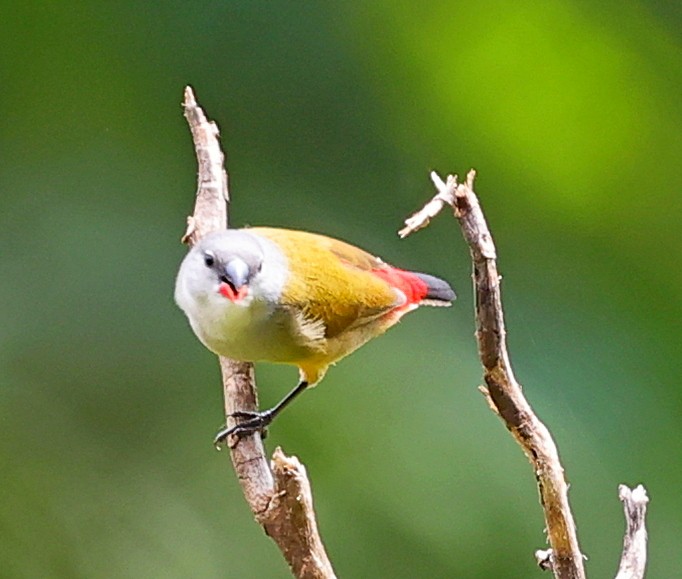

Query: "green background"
<box><xmin>2</xmin><ymin>2</ymin><xmax>680</xmax><ymax>577</ymax></box>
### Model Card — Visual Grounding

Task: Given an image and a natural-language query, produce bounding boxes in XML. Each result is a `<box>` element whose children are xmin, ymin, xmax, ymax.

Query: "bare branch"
<box><xmin>398</xmin><ymin>172</ymin><xmax>456</xmax><ymax>238</ymax></box>
<box><xmin>265</xmin><ymin>449</ymin><xmax>337</xmax><ymax>579</ymax></box>
<box><xmin>181</xmin><ymin>86</ymin><xmax>336</xmax><ymax>579</ymax></box>
<box><xmin>402</xmin><ymin>171</ymin><xmax>586</xmax><ymax>579</ymax></box>
<box><xmin>615</xmin><ymin>485</ymin><xmax>649</xmax><ymax>579</ymax></box>
<box><xmin>181</xmin><ymin>87</ymin><xmax>228</xmax><ymax>244</ymax></box>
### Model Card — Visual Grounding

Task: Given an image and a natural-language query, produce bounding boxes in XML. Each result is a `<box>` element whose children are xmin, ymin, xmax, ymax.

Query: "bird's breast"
<box><xmin>191</xmin><ymin>295</ymin><xmax>320</xmax><ymax>364</ymax></box>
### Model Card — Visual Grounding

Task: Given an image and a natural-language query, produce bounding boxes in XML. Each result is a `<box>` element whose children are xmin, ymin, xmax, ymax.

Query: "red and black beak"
<box><xmin>218</xmin><ymin>259</ymin><xmax>249</xmax><ymax>301</ymax></box>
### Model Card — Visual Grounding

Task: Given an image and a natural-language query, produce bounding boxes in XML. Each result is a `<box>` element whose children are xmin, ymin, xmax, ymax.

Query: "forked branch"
<box><xmin>181</xmin><ymin>86</ymin><xmax>335</xmax><ymax>579</ymax></box>
<box><xmin>402</xmin><ymin>170</ymin><xmax>587</xmax><ymax>578</ymax></box>
<box><xmin>402</xmin><ymin>171</ymin><xmax>652</xmax><ymax>578</ymax></box>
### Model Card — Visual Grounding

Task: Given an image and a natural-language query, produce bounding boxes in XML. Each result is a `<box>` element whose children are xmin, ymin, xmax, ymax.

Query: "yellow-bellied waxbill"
<box><xmin>175</xmin><ymin>227</ymin><xmax>455</xmax><ymax>440</ymax></box>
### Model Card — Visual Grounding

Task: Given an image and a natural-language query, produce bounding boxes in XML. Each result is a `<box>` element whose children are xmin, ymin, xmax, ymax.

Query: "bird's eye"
<box><xmin>203</xmin><ymin>253</ymin><xmax>215</xmax><ymax>268</ymax></box>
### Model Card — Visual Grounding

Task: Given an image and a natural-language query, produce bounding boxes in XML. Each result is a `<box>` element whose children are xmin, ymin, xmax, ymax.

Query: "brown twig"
<box><xmin>181</xmin><ymin>86</ymin><xmax>336</xmax><ymax>579</ymax></box>
<box><xmin>401</xmin><ymin>171</ymin><xmax>586</xmax><ymax>579</ymax></box>
<box><xmin>615</xmin><ymin>485</ymin><xmax>649</xmax><ymax>579</ymax></box>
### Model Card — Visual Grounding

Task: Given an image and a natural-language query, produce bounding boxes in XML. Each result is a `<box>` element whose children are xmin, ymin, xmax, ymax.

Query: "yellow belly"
<box><xmin>193</xmin><ymin>298</ymin><xmax>318</xmax><ymax>364</ymax></box>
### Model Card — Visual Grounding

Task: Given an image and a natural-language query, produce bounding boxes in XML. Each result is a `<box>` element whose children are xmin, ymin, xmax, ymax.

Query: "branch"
<box><xmin>401</xmin><ymin>171</ymin><xmax>586</xmax><ymax>579</ymax></box>
<box><xmin>615</xmin><ymin>485</ymin><xmax>649</xmax><ymax>579</ymax></box>
<box><xmin>181</xmin><ymin>86</ymin><xmax>336</xmax><ymax>579</ymax></box>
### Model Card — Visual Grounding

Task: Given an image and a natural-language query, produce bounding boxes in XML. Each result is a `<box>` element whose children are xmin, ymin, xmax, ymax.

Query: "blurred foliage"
<box><xmin>1</xmin><ymin>1</ymin><xmax>681</xmax><ymax>577</ymax></box>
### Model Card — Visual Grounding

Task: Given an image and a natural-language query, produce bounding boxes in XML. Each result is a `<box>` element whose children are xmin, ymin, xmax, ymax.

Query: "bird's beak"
<box><xmin>218</xmin><ymin>258</ymin><xmax>250</xmax><ymax>302</ymax></box>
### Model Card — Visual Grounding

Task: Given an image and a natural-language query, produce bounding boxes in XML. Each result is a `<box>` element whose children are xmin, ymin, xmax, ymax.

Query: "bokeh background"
<box><xmin>2</xmin><ymin>2</ymin><xmax>681</xmax><ymax>577</ymax></box>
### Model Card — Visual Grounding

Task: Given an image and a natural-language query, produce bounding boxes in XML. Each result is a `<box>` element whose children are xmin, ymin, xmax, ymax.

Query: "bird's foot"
<box><xmin>213</xmin><ymin>409</ymin><xmax>274</xmax><ymax>447</ymax></box>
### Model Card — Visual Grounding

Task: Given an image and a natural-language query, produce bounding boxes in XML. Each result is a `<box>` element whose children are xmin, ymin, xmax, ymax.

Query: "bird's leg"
<box><xmin>214</xmin><ymin>380</ymin><xmax>309</xmax><ymax>445</ymax></box>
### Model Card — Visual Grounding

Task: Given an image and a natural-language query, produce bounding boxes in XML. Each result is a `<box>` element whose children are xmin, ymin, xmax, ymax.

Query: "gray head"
<box><xmin>175</xmin><ymin>230</ymin><xmax>266</xmax><ymax>308</ymax></box>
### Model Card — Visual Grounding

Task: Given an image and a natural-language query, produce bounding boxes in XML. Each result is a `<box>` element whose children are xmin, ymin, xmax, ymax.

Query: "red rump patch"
<box><xmin>218</xmin><ymin>282</ymin><xmax>248</xmax><ymax>302</ymax></box>
<box><xmin>371</xmin><ymin>267</ymin><xmax>429</xmax><ymax>305</ymax></box>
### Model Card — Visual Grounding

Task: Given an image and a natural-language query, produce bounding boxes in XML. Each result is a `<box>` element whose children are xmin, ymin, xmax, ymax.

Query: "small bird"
<box><xmin>175</xmin><ymin>227</ymin><xmax>455</xmax><ymax>441</ymax></box>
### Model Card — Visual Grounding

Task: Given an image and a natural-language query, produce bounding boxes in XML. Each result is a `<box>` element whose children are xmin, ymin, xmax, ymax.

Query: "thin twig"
<box><xmin>401</xmin><ymin>171</ymin><xmax>586</xmax><ymax>579</ymax></box>
<box><xmin>181</xmin><ymin>86</ymin><xmax>336</xmax><ymax>579</ymax></box>
<box><xmin>615</xmin><ymin>485</ymin><xmax>649</xmax><ymax>579</ymax></box>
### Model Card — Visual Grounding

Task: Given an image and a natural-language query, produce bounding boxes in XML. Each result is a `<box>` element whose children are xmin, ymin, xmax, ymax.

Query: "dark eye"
<box><xmin>203</xmin><ymin>253</ymin><xmax>215</xmax><ymax>268</ymax></box>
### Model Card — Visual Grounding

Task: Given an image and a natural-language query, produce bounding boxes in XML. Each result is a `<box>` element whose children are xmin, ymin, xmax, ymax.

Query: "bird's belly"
<box><xmin>194</xmin><ymin>300</ymin><xmax>314</xmax><ymax>363</ymax></box>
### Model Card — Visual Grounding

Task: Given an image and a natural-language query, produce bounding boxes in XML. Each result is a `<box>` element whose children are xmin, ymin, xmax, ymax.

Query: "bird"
<box><xmin>175</xmin><ymin>227</ymin><xmax>455</xmax><ymax>442</ymax></box>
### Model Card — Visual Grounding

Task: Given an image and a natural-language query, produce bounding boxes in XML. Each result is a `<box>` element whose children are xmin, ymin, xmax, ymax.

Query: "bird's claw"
<box><xmin>213</xmin><ymin>409</ymin><xmax>274</xmax><ymax>447</ymax></box>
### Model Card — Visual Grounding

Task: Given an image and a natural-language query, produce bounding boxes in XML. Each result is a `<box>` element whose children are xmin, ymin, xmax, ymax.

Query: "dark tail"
<box><xmin>411</xmin><ymin>272</ymin><xmax>456</xmax><ymax>306</ymax></box>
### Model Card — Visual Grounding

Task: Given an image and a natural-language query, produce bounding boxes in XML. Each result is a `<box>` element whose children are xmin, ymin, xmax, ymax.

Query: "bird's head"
<box><xmin>175</xmin><ymin>230</ymin><xmax>277</xmax><ymax>311</ymax></box>
<box><xmin>201</xmin><ymin>235</ymin><xmax>263</xmax><ymax>302</ymax></box>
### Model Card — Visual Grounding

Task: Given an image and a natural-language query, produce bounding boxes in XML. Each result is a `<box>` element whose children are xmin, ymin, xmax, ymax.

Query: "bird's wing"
<box><xmin>251</xmin><ymin>228</ymin><xmax>402</xmax><ymax>339</ymax></box>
